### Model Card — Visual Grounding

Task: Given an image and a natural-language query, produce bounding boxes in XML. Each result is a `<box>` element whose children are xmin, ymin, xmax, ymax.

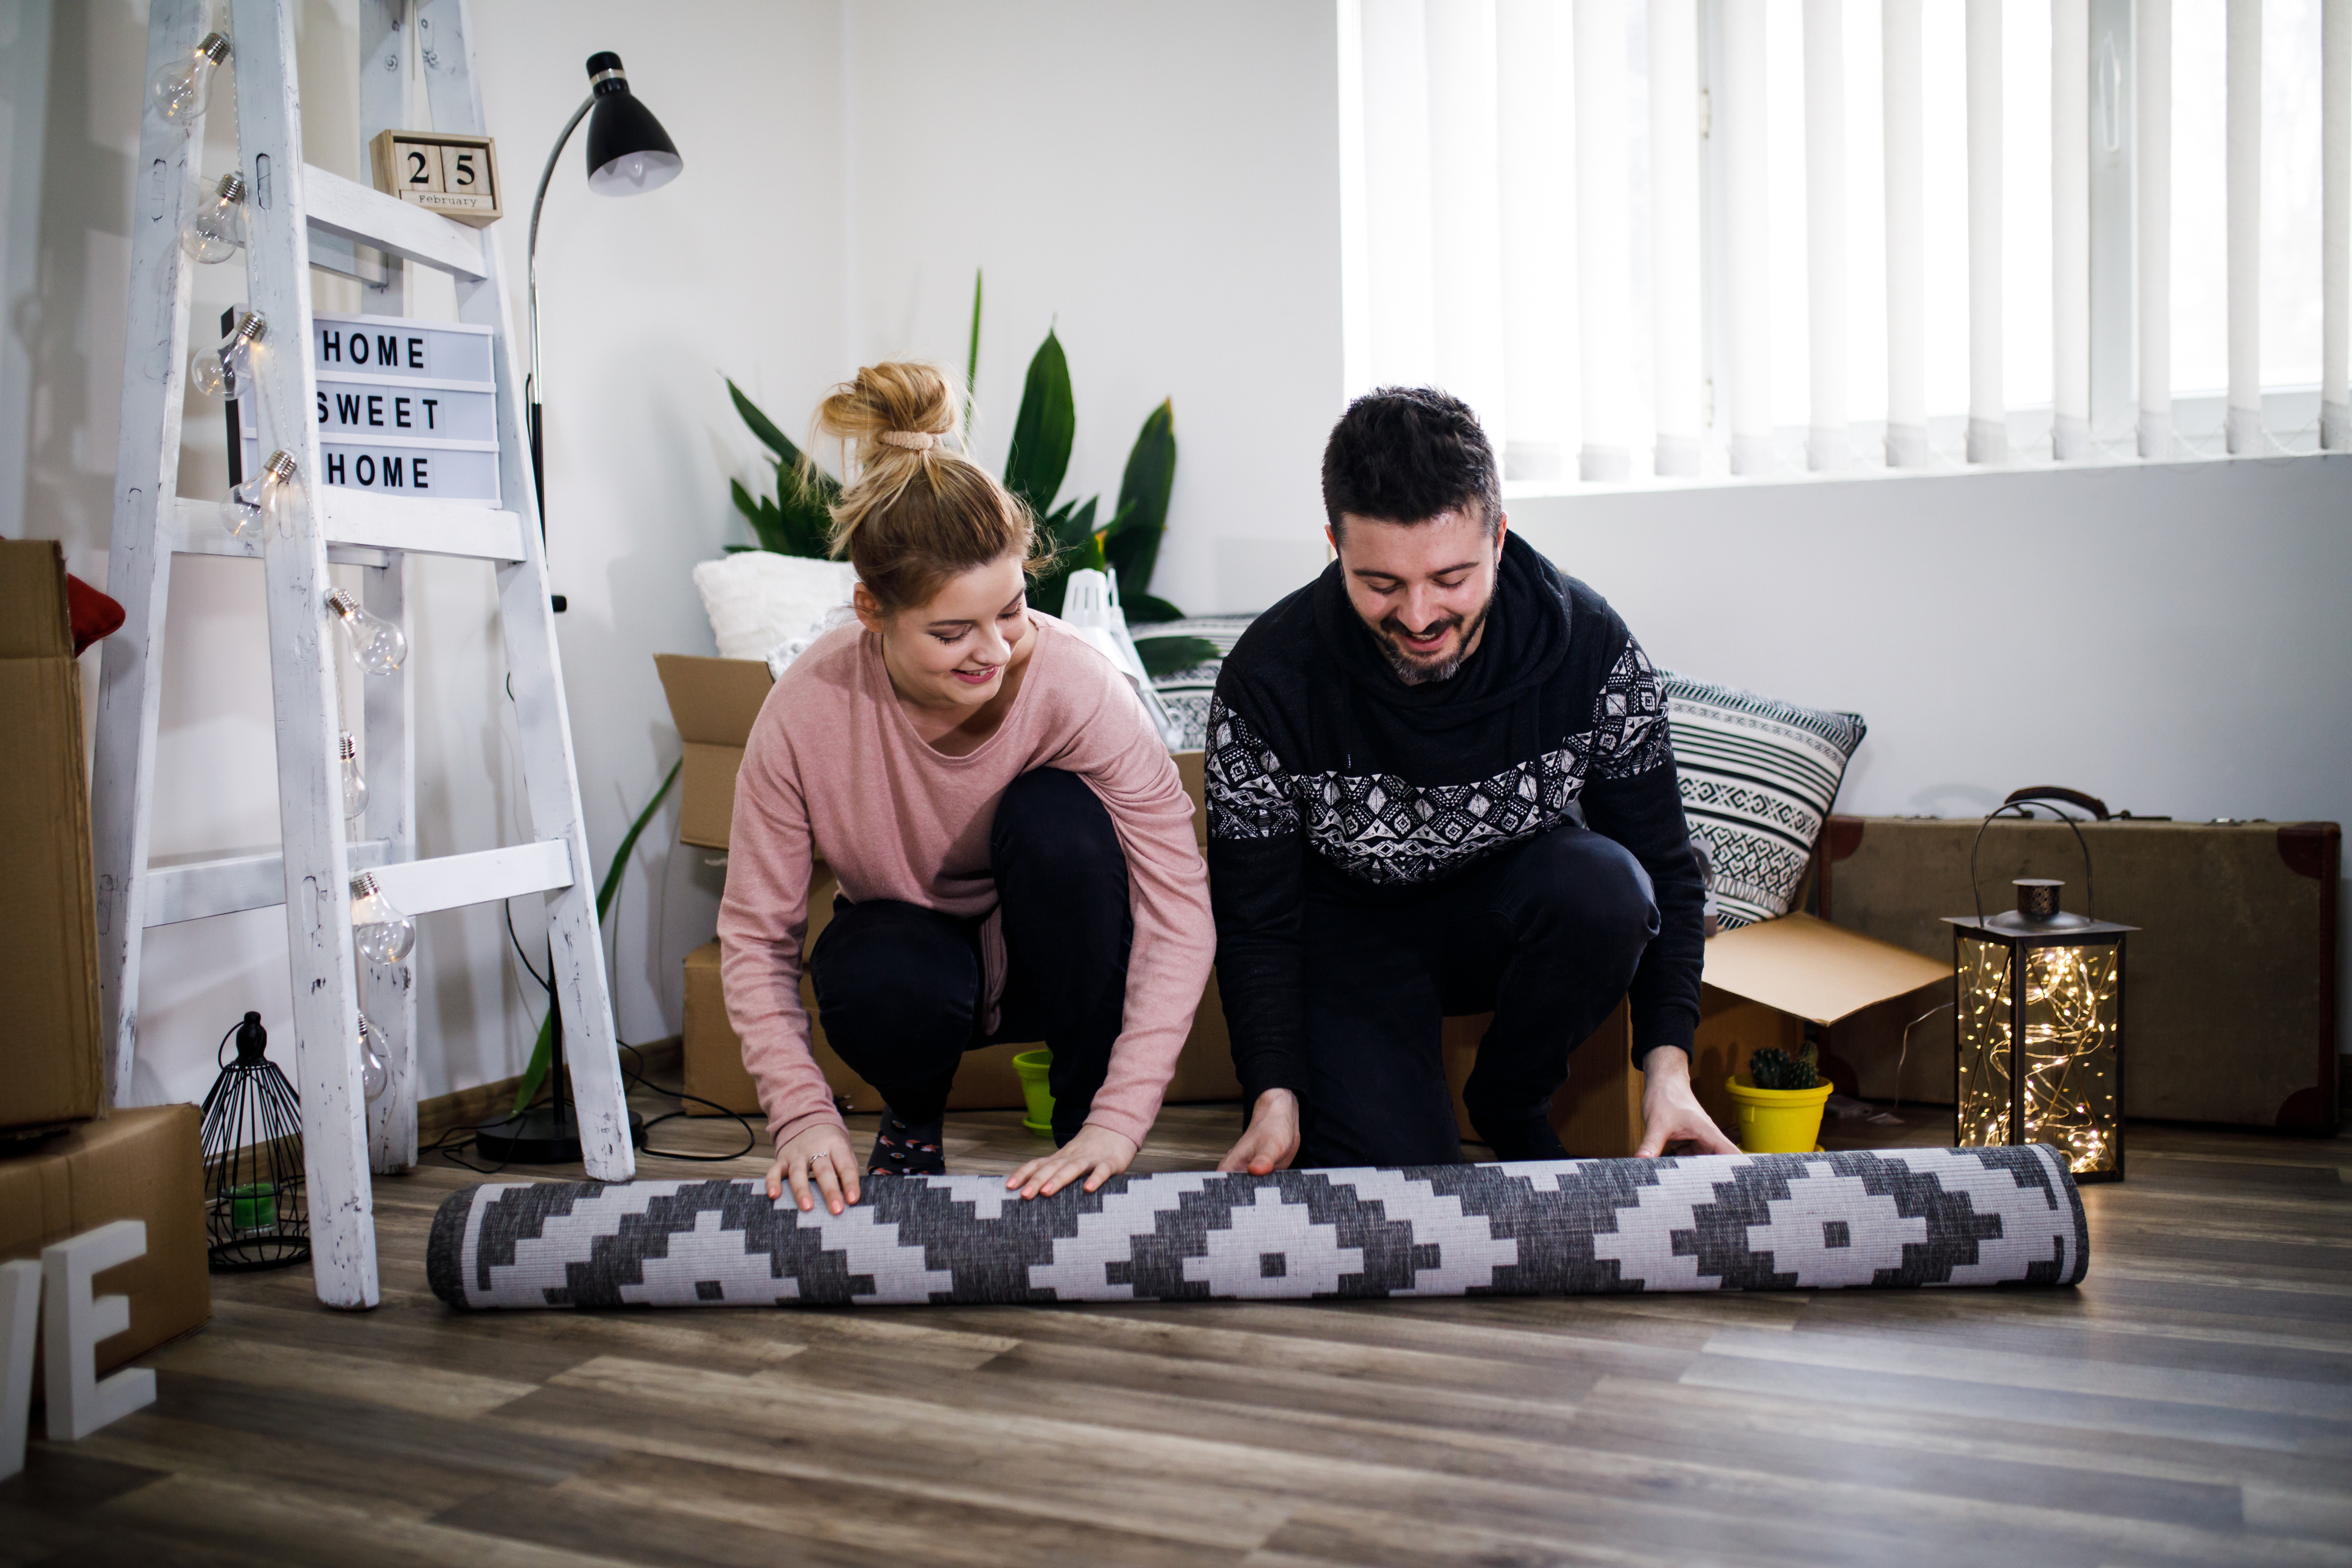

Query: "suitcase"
<box><xmin>1819</xmin><ymin>814</ymin><xmax>2339</xmax><ymax>1131</ymax></box>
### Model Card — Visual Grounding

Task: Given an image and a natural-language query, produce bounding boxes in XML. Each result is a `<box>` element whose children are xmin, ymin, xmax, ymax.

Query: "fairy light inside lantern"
<box><xmin>1947</xmin><ymin>877</ymin><xmax>2133</xmax><ymax>1181</ymax></box>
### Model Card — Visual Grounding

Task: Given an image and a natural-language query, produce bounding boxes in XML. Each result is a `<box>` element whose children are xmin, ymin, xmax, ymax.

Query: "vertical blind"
<box><xmin>1341</xmin><ymin>0</ymin><xmax>2352</xmax><ymax>482</ymax></box>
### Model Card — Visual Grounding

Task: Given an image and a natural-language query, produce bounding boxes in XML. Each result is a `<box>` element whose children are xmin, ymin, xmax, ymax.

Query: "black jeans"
<box><xmin>1296</xmin><ymin>824</ymin><xmax>1659</xmax><ymax>1167</ymax></box>
<box><xmin>805</xmin><ymin>769</ymin><xmax>1131</xmax><ymax>1146</ymax></box>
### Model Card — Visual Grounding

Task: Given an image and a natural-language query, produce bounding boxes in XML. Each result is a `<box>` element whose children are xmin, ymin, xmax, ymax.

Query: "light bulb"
<box><xmin>349</xmin><ymin>871</ymin><xmax>415</xmax><ymax>963</ymax></box>
<box><xmin>326</xmin><ymin>587</ymin><xmax>407</xmax><ymax>674</ymax></box>
<box><xmin>357</xmin><ymin>1012</ymin><xmax>390</xmax><ymax>1101</ymax></box>
<box><xmin>149</xmin><ymin>32</ymin><xmax>231</xmax><ymax>125</ymax></box>
<box><xmin>178</xmin><ymin>171</ymin><xmax>247</xmax><ymax>262</ymax></box>
<box><xmin>339</xmin><ymin>733</ymin><xmax>369</xmax><ymax>820</ymax></box>
<box><xmin>191</xmin><ymin>310</ymin><xmax>266</xmax><ymax>400</ymax></box>
<box><xmin>225</xmin><ymin>448</ymin><xmax>296</xmax><ymax>541</ymax></box>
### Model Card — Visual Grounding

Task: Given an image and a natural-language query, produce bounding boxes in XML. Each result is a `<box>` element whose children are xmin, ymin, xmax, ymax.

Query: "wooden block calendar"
<box><xmin>368</xmin><ymin>129</ymin><xmax>502</xmax><ymax>225</ymax></box>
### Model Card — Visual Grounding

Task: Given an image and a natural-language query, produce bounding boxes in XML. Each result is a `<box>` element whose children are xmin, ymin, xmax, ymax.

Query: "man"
<box><xmin>1209</xmin><ymin>387</ymin><xmax>1737</xmax><ymax>1172</ymax></box>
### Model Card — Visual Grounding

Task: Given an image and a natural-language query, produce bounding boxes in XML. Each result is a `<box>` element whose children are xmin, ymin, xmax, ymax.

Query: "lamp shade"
<box><xmin>582</xmin><ymin>51</ymin><xmax>681</xmax><ymax>196</ymax></box>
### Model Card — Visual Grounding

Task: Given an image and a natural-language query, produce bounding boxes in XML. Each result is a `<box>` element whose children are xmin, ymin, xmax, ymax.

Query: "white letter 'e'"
<box><xmin>41</xmin><ymin>1220</ymin><xmax>158</xmax><ymax>1443</ymax></box>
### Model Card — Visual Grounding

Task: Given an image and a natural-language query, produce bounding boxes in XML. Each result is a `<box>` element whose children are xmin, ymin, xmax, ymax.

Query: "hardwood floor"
<box><xmin>8</xmin><ymin>1083</ymin><xmax>2349</xmax><ymax>1567</ymax></box>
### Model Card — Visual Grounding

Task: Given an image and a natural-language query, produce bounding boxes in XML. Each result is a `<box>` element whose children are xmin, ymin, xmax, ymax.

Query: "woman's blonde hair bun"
<box><xmin>808</xmin><ymin>360</ymin><xmax>1040</xmax><ymax>612</ymax></box>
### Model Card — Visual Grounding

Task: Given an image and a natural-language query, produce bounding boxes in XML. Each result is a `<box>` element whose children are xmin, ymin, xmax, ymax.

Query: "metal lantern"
<box><xmin>198</xmin><ymin>1012</ymin><xmax>312</xmax><ymax>1270</ymax></box>
<box><xmin>1945</xmin><ymin>877</ymin><xmax>2134</xmax><ymax>1182</ymax></box>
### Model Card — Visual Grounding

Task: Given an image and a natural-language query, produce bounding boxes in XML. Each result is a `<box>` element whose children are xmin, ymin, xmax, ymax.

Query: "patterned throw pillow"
<box><xmin>1143</xmin><ymin>615</ymin><xmax>1259</xmax><ymax>750</ymax></box>
<box><xmin>1657</xmin><ymin>671</ymin><xmax>1867</xmax><ymax>929</ymax></box>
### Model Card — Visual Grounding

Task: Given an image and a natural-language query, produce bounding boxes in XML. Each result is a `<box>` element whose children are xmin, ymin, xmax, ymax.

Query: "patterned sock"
<box><xmin>1475</xmin><ymin>1116</ymin><xmax>1569</xmax><ymax>1164</ymax></box>
<box><xmin>868</xmin><ymin>1108</ymin><xmax>945</xmax><ymax>1177</ymax></box>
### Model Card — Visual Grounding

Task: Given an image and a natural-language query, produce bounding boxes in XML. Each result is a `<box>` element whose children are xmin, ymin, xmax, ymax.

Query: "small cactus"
<box><xmin>1747</xmin><ymin>1046</ymin><xmax>1820</xmax><ymax>1091</ymax></box>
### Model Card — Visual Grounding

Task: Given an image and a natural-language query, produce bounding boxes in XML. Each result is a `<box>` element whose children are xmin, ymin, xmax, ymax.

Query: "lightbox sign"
<box><xmin>236</xmin><ymin>311</ymin><xmax>502</xmax><ymax>503</ymax></box>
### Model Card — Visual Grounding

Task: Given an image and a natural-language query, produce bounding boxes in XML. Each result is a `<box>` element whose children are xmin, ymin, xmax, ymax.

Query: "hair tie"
<box><xmin>877</xmin><ymin>430</ymin><xmax>937</xmax><ymax>451</ymax></box>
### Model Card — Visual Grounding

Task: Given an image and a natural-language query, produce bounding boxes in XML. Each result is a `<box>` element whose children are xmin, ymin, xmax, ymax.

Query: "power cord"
<box><xmin>417</xmin><ymin>895</ymin><xmax>758</xmax><ymax>1168</ymax></box>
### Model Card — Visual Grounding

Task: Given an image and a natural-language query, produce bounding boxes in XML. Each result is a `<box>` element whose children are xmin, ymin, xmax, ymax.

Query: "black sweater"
<box><xmin>1203</xmin><ymin>533</ymin><xmax>1705</xmax><ymax>1107</ymax></box>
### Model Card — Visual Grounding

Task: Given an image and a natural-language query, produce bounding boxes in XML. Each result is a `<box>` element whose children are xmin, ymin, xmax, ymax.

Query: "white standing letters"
<box><xmin>0</xmin><ymin>1260</ymin><xmax>40</xmax><ymax>1480</ymax></box>
<box><xmin>38</xmin><ymin>1220</ymin><xmax>158</xmax><ymax>1444</ymax></box>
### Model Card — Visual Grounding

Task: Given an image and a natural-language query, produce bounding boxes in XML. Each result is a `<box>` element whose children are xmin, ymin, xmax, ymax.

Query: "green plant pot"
<box><xmin>226</xmin><ymin>1181</ymin><xmax>279</xmax><ymax>1236</ymax></box>
<box><xmin>1012</xmin><ymin>1049</ymin><xmax>1054</xmax><ymax>1138</ymax></box>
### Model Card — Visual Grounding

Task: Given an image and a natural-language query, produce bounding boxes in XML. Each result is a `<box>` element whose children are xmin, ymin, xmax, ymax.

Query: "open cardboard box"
<box><xmin>659</xmin><ymin>653</ymin><xmax>1948</xmax><ymax>1152</ymax></box>
<box><xmin>1442</xmin><ymin>910</ymin><xmax>1951</xmax><ymax>1157</ymax></box>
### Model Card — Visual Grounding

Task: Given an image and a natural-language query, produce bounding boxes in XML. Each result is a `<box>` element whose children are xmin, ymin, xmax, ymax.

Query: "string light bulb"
<box><xmin>179</xmin><ymin>172</ymin><xmax>247</xmax><ymax>263</ymax></box>
<box><xmin>150</xmin><ymin>31</ymin><xmax>231</xmax><ymax>125</ymax></box>
<box><xmin>225</xmin><ymin>449</ymin><xmax>297</xmax><ymax>541</ymax></box>
<box><xmin>191</xmin><ymin>311</ymin><xmax>266</xmax><ymax>400</ymax></box>
<box><xmin>357</xmin><ymin>1012</ymin><xmax>390</xmax><ymax>1102</ymax></box>
<box><xmin>338</xmin><ymin>733</ymin><xmax>368</xmax><ymax>821</ymax></box>
<box><xmin>326</xmin><ymin>588</ymin><xmax>407</xmax><ymax>674</ymax></box>
<box><xmin>349</xmin><ymin>872</ymin><xmax>415</xmax><ymax>964</ymax></box>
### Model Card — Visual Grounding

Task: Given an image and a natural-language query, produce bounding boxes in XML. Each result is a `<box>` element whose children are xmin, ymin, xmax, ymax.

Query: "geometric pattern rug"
<box><xmin>428</xmin><ymin>1146</ymin><xmax>2087</xmax><ymax>1311</ymax></box>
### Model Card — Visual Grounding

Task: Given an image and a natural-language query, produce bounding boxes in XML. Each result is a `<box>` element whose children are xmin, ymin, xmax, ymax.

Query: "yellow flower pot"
<box><xmin>1724</xmin><ymin>1074</ymin><xmax>1834</xmax><ymax>1154</ymax></box>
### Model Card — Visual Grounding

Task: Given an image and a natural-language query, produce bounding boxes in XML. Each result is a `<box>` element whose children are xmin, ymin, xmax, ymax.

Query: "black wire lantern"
<box><xmin>199</xmin><ymin>1012</ymin><xmax>310</xmax><ymax>1270</ymax></box>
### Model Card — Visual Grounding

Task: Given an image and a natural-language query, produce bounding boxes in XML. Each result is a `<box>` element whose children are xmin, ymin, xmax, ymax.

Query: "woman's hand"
<box><xmin>1216</xmin><ymin>1089</ymin><xmax>1301</xmax><ymax>1176</ymax></box>
<box><xmin>765</xmin><ymin>1124</ymin><xmax>863</xmax><ymax>1214</ymax></box>
<box><xmin>1006</xmin><ymin>1124</ymin><xmax>1138</xmax><ymax>1200</ymax></box>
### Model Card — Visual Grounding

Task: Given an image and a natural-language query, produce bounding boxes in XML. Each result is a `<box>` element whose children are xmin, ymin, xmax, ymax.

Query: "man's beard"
<box><xmin>1372</xmin><ymin>597</ymin><xmax>1491</xmax><ymax>686</ymax></box>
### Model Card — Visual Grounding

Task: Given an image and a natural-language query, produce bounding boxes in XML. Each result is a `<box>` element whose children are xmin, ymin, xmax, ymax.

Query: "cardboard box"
<box><xmin>661</xmin><ymin>653</ymin><xmax>1244</xmax><ymax>1119</ymax></box>
<box><xmin>0</xmin><ymin>541</ymin><xmax>106</xmax><ymax>1133</ymax></box>
<box><xmin>0</xmin><ymin>1105</ymin><xmax>211</xmax><ymax>1383</ymax></box>
<box><xmin>1443</xmin><ymin>911</ymin><xmax>1951</xmax><ymax>1157</ymax></box>
<box><xmin>654</xmin><ymin>654</ymin><xmax>779</xmax><ymax>850</ymax></box>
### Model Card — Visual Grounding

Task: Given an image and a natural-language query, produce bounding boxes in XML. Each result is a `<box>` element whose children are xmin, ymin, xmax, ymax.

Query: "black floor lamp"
<box><xmin>529</xmin><ymin>49</ymin><xmax>684</xmax><ymax>602</ymax></box>
<box><xmin>474</xmin><ymin>50</ymin><xmax>682</xmax><ymax>1169</ymax></box>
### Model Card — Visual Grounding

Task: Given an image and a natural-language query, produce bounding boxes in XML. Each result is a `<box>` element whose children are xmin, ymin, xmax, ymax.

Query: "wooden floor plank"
<box><xmin>9</xmin><ymin>1105</ymin><xmax>2345</xmax><ymax>1564</ymax></box>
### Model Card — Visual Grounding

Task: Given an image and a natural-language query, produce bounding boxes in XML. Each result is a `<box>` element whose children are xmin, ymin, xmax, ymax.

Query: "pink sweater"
<box><xmin>716</xmin><ymin>613</ymin><xmax>1214</xmax><ymax>1150</ymax></box>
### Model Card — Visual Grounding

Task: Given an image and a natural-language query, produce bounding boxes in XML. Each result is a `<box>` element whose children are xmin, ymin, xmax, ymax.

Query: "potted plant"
<box><xmin>724</xmin><ymin>271</ymin><xmax>1216</xmax><ymax>676</ymax></box>
<box><xmin>1724</xmin><ymin>1045</ymin><xmax>1833</xmax><ymax>1154</ymax></box>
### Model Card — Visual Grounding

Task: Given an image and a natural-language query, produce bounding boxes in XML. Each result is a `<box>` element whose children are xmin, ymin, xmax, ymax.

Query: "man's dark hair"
<box><xmin>1320</xmin><ymin>386</ymin><xmax>1502</xmax><ymax>538</ymax></box>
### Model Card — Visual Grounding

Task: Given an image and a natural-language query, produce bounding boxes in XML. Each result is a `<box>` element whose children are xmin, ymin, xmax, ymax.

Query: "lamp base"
<box><xmin>472</xmin><ymin>1104</ymin><xmax>646</xmax><ymax>1166</ymax></box>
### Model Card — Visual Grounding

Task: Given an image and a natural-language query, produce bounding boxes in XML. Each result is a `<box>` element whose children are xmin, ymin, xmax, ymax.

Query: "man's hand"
<box><xmin>1634</xmin><ymin>1046</ymin><xmax>1741</xmax><ymax>1158</ymax></box>
<box><xmin>1007</xmin><ymin>1124</ymin><xmax>1139</xmax><ymax>1200</ymax></box>
<box><xmin>765</xmin><ymin>1124</ymin><xmax>862</xmax><ymax>1214</ymax></box>
<box><xmin>1216</xmin><ymin>1089</ymin><xmax>1301</xmax><ymax>1175</ymax></box>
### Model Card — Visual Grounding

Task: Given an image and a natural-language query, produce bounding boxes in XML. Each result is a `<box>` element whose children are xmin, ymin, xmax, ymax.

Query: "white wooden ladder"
<box><xmin>92</xmin><ymin>0</ymin><xmax>634</xmax><ymax>1310</ymax></box>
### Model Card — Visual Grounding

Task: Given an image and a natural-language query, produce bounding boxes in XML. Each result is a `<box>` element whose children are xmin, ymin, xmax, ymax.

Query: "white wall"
<box><xmin>10</xmin><ymin>0</ymin><xmax>2345</xmax><ymax>1114</ymax></box>
<box><xmin>1511</xmin><ymin>454</ymin><xmax>2352</xmax><ymax>1056</ymax></box>
<box><xmin>841</xmin><ymin>0</ymin><xmax>1346</xmax><ymax>618</ymax></box>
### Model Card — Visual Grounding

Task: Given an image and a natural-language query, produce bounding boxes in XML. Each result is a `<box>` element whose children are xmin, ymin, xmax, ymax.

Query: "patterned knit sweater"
<box><xmin>1203</xmin><ymin>532</ymin><xmax>1705</xmax><ymax>1107</ymax></box>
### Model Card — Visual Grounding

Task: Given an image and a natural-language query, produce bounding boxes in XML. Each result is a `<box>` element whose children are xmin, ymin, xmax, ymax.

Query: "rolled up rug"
<box><xmin>427</xmin><ymin>1147</ymin><xmax>2086</xmax><ymax>1311</ymax></box>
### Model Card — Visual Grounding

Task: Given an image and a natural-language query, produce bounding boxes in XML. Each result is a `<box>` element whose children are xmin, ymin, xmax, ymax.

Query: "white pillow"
<box><xmin>691</xmin><ymin>553</ymin><xmax>859</xmax><ymax>662</ymax></box>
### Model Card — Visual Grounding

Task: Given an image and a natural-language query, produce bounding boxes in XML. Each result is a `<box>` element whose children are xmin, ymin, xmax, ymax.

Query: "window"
<box><xmin>1339</xmin><ymin>0</ymin><xmax>2348</xmax><ymax>485</ymax></box>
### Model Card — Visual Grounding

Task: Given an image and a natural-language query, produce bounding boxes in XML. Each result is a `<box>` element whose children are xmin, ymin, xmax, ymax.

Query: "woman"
<box><xmin>718</xmin><ymin>360</ymin><xmax>1214</xmax><ymax>1216</ymax></box>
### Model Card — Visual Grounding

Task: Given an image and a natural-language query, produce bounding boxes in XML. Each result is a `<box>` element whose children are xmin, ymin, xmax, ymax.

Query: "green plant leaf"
<box><xmin>1102</xmin><ymin>399</ymin><xmax>1175</xmax><ymax>595</ymax></box>
<box><xmin>513</xmin><ymin>758</ymin><xmax>683</xmax><ymax>1112</ymax></box>
<box><xmin>730</xmin><ymin>479</ymin><xmax>785</xmax><ymax>554</ymax></box>
<box><xmin>1120</xmin><ymin>591</ymin><xmax>1186</xmax><ymax>624</ymax></box>
<box><xmin>775</xmin><ymin>475</ymin><xmax>834</xmax><ymax>559</ymax></box>
<box><xmin>1133</xmin><ymin>634</ymin><xmax>1219</xmax><ymax>678</ymax></box>
<box><xmin>1003</xmin><ymin>329</ymin><xmax>1074</xmax><ymax>521</ymax></box>
<box><xmin>727</xmin><ymin>379</ymin><xmax>807</xmax><ymax>468</ymax></box>
<box><xmin>964</xmin><ymin>268</ymin><xmax>983</xmax><ymax>436</ymax></box>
